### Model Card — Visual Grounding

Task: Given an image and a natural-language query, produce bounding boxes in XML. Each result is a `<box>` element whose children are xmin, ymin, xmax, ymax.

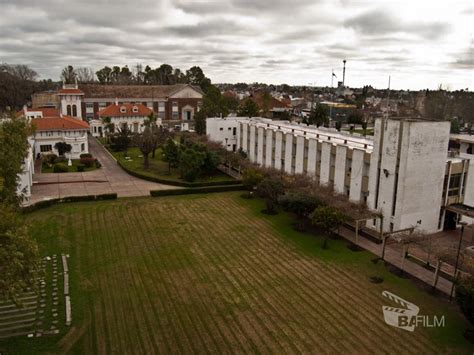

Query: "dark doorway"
<box><xmin>444</xmin><ymin>210</ymin><xmax>458</xmax><ymax>230</ymax></box>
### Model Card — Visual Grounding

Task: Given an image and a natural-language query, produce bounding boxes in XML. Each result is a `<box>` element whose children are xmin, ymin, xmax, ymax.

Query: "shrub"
<box><xmin>80</xmin><ymin>157</ymin><xmax>95</xmax><ymax>168</ymax></box>
<box><xmin>80</xmin><ymin>153</ymin><xmax>92</xmax><ymax>158</ymax></box>
<box><xmin>53</xmin><ymin>163</ymin><xmax>68</xmax><ymax>173</ymax></box>
<box><xmin>43</xmin><ymin>153</ymin><xmax>58</xmax><ymax>165</ymax></box>
<box><xmin>76</xmin><ymin>163</ymin><xmax>85</xmax><ymax>172</ymax></box>
<box><xmin>95</xmin><ymin>159</ymin><xmax>102</xmax><ymax>168</ymax></box>
<box><xmin>456</xmin><ymin>275</ymin><xmax>474</xmax><ymax>325</ymax></box>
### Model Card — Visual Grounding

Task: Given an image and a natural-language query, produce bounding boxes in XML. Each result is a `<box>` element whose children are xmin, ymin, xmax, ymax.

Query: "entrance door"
<box><xmin>185</xmin><ymin>111</ymin><xmax>192</xmax><ymax>121</ymax></box>
<box><xmin>444</xmin><ymin>210</ymin><xmax>458</xmax><ymax>230</ymax></box>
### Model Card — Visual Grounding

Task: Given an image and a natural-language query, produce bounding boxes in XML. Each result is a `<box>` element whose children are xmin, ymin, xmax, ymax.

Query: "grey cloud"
<box><xmin>344</xmin><ymin>9</ymin><xmax>451</xmax><ymax>40</ymax></box>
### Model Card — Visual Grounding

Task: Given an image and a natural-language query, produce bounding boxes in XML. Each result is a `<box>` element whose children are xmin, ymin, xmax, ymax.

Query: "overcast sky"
<box><xmin>0</xmin><ymin>0</ymin><xmax>472</xmax><ymax>90</ymax></box>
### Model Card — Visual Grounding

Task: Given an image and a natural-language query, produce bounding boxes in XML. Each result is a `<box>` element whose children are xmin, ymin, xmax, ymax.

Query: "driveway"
<box><xmin>30</xmin><ymin>137</ymin><xmax>179</xmax><ymax>204</ymax></box>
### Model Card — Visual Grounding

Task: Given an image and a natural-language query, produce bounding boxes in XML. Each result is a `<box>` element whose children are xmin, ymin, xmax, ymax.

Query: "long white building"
<box><xmin>207</xmin><ymin>116</ymin><xmax>474</xmax><ymax>233</ymax></box>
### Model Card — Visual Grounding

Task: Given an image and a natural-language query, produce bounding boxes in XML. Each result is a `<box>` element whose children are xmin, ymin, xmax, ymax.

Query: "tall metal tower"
<box><xmin>342</xmin><ymin>59</ymin><xmax>347</xmax><ymax>86</ymax></box>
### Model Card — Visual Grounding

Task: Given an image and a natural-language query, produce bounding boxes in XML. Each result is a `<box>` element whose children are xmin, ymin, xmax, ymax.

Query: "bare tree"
<box><xmin>76</xmin><ymin>67</ymin><xmax>95</xmax><ymax>83</ymax></box>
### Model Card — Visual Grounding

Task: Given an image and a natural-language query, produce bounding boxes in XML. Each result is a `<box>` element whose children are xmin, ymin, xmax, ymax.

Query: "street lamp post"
<box><xmin>450</xmin><ymin>221</ymin><xmax>468</xmax><ymax>301</ymax></box>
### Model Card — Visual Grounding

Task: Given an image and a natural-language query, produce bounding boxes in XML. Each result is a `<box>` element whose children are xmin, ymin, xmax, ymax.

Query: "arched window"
<box><xmin>67</xmin><ymin>105</ymin><xmax>72</xmax><ymax>116</ymax></box>
<box><xmin>72</xmin><ymin>105</ymin><xmax>77</xmax><ymax>117</ymax></box>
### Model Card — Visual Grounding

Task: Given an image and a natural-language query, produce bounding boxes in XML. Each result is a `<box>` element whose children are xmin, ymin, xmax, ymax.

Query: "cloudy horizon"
<box><xmin>0</xmin><ymin>0</ymin><xmax>472</xmax><ymax>90</ymax></box>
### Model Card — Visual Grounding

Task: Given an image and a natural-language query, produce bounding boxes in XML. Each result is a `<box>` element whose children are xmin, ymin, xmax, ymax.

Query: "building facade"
<box><xmin>207</xmin><ymin>116</ymin><xmax>473</xmax><ymax>233</ymax></box>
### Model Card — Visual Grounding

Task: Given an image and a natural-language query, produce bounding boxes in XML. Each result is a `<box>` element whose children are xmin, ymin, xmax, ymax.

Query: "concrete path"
<box><xmin>29</xmin><ymin>137</ymin><xmax>179</xmax><ymax>204</ymax></box>
<box><xmin>339</xmin><ymin>226</ymin><xmax>454</xmax><ymax>296</ymax></box>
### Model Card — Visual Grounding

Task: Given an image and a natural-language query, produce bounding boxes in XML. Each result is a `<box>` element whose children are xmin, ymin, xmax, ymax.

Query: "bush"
<box><xmin>53</xmin><ymin>163</ymin><xmax>68</xmax><ymax>173</ymax></box>
<box><xmin>80</xmin><ymin>157</ymin><xmax>95</xmax><ymax>168</ymax></box>
<box><xmin>80</xmin><ymin>153</ymin><xmax>93</xmax><ymax>158</ymax></box>
<box><xmin>76</xmin><ymin>163</ymin><xmax>85</xmax><ymax>172</ymax></box>
<box><xmin>43</xmin><ymin>153</ymin><xmax>58</xmax><ymax>165</ymax></box>
<box><xmin>95</xmin><ymin>159</ymin><xmax>102</xmax><ymax>168</ymax></box>
<box><xmin>456</xmin><ymin>275</ymin><xmax>474</xmax><ymax>325</ymax></box>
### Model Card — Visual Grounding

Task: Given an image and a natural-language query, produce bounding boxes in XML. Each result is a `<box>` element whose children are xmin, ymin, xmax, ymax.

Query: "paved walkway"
<box><xmin>339</xmin><ymin>226</ymin><xmax>454</xmax><ymax>296</ymax></box>
<box><xmin>29</xmin><ymin>137</ymin><xmax>179</xmax><ymax>204</ymax></box>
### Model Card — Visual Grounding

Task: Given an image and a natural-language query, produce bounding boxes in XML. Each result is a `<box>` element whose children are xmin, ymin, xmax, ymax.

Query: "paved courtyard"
<box><xmin>29</xmin><ymin>137</ymin><xmax>179</xmax><ymax>204</ymax></box>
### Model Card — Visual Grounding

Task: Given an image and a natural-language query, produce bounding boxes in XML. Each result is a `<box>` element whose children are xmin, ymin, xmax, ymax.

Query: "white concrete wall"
<box><xmin>334</xmin><ymin>145</ymin><xmax>347</xmax><ymax>194</ymax></box>
<box><xmin>349</xmin><ymin>149</ymin><xmax>365</xmax><ymax>203</ymax></box>
<box><xmin>205</xmin><ymin>117</ymin><xmax>240</xmax><ymax>151</ymax></box>
<box><xmin>265</xmin><ymin>129</ymin><xmax>273</xmax><ymax>168</ymax></box>
<box><xmin>320</xmin><ymin>142</ymin><xmax>332</xmax><ymax>185</ymax></box>
<box><xmin>307</xmin><ymin>138</ymin><xmax>317</xmax><ymax>176</ymax></box>
<box><xmin>295</xmin><ymin>136</ymin><xmax>305</xmax><ymax>174</ymax></box>
<box><xmin>242</xmin><ymin>122</ymin><xmax>248</xmax><ymax>151</ymax></box>
<box><xmin>34</xmin><ymin>130</ymin><xmax>89</xmax><ymax>159</ymax></box>
<box><xmin>284</xmin><ymin>133</ymin><xmax>293</xmax><ymax>174</ymax></box>
<box><xmin>460</xmin><ymin>155</ymin><xmax>474</xmax><ymax>224</ymax></box>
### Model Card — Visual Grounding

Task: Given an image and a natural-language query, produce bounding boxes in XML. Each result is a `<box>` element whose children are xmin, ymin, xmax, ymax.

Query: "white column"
<box><xmin>284</xmin><ymin>133</ymin><xmax>293</xmax><ymax>174</ymax></box>
<box><xmin>274</xmin><ymin>131</ymin><xmax>283</xmax><ymax>170</ymax></box>
<box><xmin>249</xmin><ymin>124</ymin><xmax>256</xmax><ymax>162</ymax></box>
<box><xmin>236</xmin><ymin>122</ymin><xmax>242</xmax><ymax>150</ymax></box>
<box><xmin>265</xmin><ymin>129</ymin><xmax>273</xmax><ymax>168</ymax></box>
<box><xmin>349</xmin><ymin>148</ymin><xmax>365</xmax><ymax>203</ymax></box>
<box><xmin>257</xmin><ymin>126</ymin><xmax>264</xmax><ymax>165</ymax></box>
<box><xmin>307</xmin><ymin>138</ymin><xmax>317</xmax><ymax>176</ymax></box>
<box><xmin>295</xmin><ymin>136</ymin><xmax>305</xmax><ymax>174</ymax></box>
<box><xmin>242</xmin><ymin>123</ymin><xmax>248</xmax><ymax>152</ymax></box>
<box><xmin>320</xmin><ymin>141</ymin><xmax>332</xmax><ymax>185</ymax></box>
<box><xmin>334</xmin><ymin>145</ymin><xmax>347</xmax><ymax>194</ymax></box>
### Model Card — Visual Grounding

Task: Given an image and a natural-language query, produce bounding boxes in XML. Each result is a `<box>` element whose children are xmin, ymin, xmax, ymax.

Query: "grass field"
<box><xmin>1</xmin><ymin>193</ymin><xmax>471</xmax><ymax>353</ymax></box>
<box><xmin>111</xmin><ymin>147</ymin><xmax>234</xmax><ymax>184</ymax></box>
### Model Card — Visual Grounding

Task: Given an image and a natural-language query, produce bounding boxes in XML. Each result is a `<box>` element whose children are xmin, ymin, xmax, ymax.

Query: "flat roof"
<box><xmin>247</xmin><ymin>118</ymin><xmax>373</xmax><ymax>152</ymax></box>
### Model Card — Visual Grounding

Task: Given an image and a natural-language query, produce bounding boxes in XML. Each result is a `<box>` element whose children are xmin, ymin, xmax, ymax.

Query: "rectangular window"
<box><xmin>99</xmin><ymin>102</ymin><xmax>107</xmax><ymax>108</ymax></box>
<box><xmin>158</xmin><ymin>102</ymin><xmax>165</xmax><ymax>112</ymax></box>
<box><xmin>172</xmin><ymin>102</ymin><xmax>179</xmax><ymax>119</ymax></box>
<box><xmin>81</xmin><ymin>143</ymin><xmax>85</xmax><ymax>151</ymax></box>
<box><xmin>147</xmin><ymin>102</ymin><xmax>153</xmax><ymax>108</ymax></box>
<box><xmin>40</xmin><ymin>145</ymin><xmax>52</xmax><ymax>152</ymax></box>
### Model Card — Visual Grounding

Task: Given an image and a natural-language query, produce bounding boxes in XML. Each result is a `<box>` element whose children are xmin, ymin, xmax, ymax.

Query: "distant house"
<box><xmin>16</xmin><ymin>106</ymin><xmax>60</xmax><ymax>119</ymax></box>
<box><xmin>31</xmin><ymin>115</ymin><xmax>90</xmax><ymax>159</ymax></box>
<box><xmin>246</xmin><ymin>92</ymin><xmax>290</xmax><ymax>118</ymax></box>
<box><xmin>93</xmin><ymin>101</ymin><xmax>155</xmax><ymax>136</ymax></box>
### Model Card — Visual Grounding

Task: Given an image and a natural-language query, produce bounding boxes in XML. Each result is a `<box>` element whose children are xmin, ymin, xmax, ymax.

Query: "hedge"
<box><xmin>117</xmin><ymin>159</ymin><xmax>239</xmax><ymax>188</ymax></box>
<box><xmin>22</xmin><ymin>193</ymin><xmax>118</xmax><ymax>213</ymax></box>
<box><xmin>150</xmin><ymin>184</ymin><xmax>244</xmax><ymax>197</ymax></box>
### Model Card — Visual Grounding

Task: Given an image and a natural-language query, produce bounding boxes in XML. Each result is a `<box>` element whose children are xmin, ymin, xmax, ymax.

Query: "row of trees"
<box><xmin>0</xmin><ymin>113</ymin><xmax>40</xmax><ymax>300</ymax></box>
<box><xmin>61</xmin><ymin>64</ymin><xmax>212</xmax><ymax>90</ymax></box>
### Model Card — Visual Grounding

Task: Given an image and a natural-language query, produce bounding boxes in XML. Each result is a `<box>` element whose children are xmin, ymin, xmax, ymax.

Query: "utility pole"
<box><xmin>342</xmin><ymin>60</ymin><xmax>347</xmax><ymax>86</ymax></box>
<box><xmin>386</xmin><ymin>76</ymin><xmax>391</xmax><ymax>118</ymax></box>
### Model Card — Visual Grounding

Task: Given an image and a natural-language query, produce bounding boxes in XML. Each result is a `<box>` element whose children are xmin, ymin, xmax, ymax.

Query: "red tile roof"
<box><xmin>98</xmin><ymin>103</ymin><xmax>153</xmax><ymax>117</ymax></box>
<box><xmin>248</xmin><ymin>92</ymin><xmax>290</xmax><ymax>110</ymax></box>
<box><xmin>32</xmin><ymin>116</ymin><xmax>90</xmax><ymax>131</ymax></box>
<box><xmin>58</xmin><ymin>88</ymin><xmax>84</xmax><ymax>95</ymax></box>
<box><xmin>16</xmin><ymin>107</ymin><xmax>60</xmax><ymax>118</ymax></box>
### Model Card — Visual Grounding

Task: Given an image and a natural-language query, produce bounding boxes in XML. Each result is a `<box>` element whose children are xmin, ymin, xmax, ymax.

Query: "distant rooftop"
<box><xmin>450</xmin><ymin>134</ymin><xmax>474</xmax><ymax>144</ymax></box>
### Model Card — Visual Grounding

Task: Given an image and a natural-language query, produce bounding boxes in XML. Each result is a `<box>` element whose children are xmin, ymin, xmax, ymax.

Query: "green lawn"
<box><xmin>41</xmin><ymin>159</ymin><xmax>99</xmax><ymax>173</ymax></box>
<box><xmin>111</xmin><ymin>147</ymin><xmax>234</xmax><ymax>184</ymax></box>
<box><xmin>0</xmin><ymin>193</ymin><xmax>471</xmax><ymax>353</ymax></box>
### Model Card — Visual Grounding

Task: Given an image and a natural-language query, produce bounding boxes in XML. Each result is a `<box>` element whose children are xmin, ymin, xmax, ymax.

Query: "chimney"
<box><xmin>115</xmin><ymin>97</ymin><xmax>118</xmax><ymax>106</ymax></box>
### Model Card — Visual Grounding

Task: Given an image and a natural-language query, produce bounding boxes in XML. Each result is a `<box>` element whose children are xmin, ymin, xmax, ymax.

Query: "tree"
<box><xmin>0</xmin><ymin>203</ymin><xmax>40</xmax><ymax>301</ymax></box>
<box><xmin>310</xmin><ymin>206</ymin><xmax>347</xmax><ymax>249</ymax></box>
<box><xmin>347</xmin><ymin>110</ymin><xmax>364</xmax><ymax>125</ymax></box>
<box><xmin>451</xmin><ymin>118</ymin><xmax>461</xmax><ymax>134</ymax></box>
<box><xmin>163</xmin><ymin>138</ymin><xmax>179</xmax><ymax>173</ymax></box>
<box><xmin>456</xmin><ymin>274</ymin><xmax>474</xmax><ymax>326</ymax></box>
<box><xmin>335</xmin><ymin>121</ymin><xmax>342</xmax><ymax>131</ymax></box>
<box><xmin>237</xmin><ymin>98</ymin><xmax>259</xmax><ymax>117</ymax></box>
<box><xmin>194</xmin><ymin>110</ymin><xmax>206</xmax><ymax>135</ymax></box>
<box><xmin>200</xmin><ymin>85</ymin><xmax>229</xmax><ymax>118</ymax></box>
<box><xmin>76</xmin><ymin>67</ymin><xmax>95</xmax><ymax>83</ymax></box>
<box><xmin>186</xmin><ymin>66</ymin><xmax>211</xmax><ymax>92</ymax></box>
<box><xmin>96</xmin><ymin>66</ymin><xmax>113</xmax><ymax>84</ymax></box>
<box><xmin>305</xmin><ymin>104</ymin><xmax>329</xmax><ymax>127</ymax></box>
<box><xmin>280</xmin><ymin>192</ymin><xmax>322</xmax><ymax>231</ymax></box>
<box><xmin>54</xmin><ymin>142</ymin><xmax>72</xmax><ymax>156</ymax></box>
<box><xmin>178</xmin><ymin>147</ymin><xmax>205</xmax><ymax>182</ymax></box>
<box><xmin>257</xmin><ymin>178</ymin><xmax>284</xmax><ymax>214</ymax></box>
<box><xmin>134</xmin><ymin>126</ymin><xmax>156</xmax><ymax>169</ymax></box>
<box><xmin>101</xmin><ymin>116</ymin><xmax>114</xmax><ymax>142</ymax></box>
<box><xmin>61</xmin><ymin>65</ymin><xmax>76</xmax><ymax>84</ymax></box>
<box><xmin>0</xmin><ymin>64</ymin><xmax>40</xmax><ymax>111</ymax></box>
<box><xmin>110</xmin><ymin>125</ymin><xmax>132</xmax><ymax>152</ymax></box>
<box><xmin>241</xmin><ymin>168</ymin><xmax>264</xmax><ymax>198</ymax></box>
<box><xmin>0</xmin><ymin>113</ymin><xmax>33</xmax><ymax>206</ymax></box>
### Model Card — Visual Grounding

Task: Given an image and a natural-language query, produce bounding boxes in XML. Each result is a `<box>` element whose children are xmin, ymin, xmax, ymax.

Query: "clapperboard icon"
<box><xmin>382</xmin><ymin>291</ymin><xmax>420</xmax><ymax>332</ymax></box>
